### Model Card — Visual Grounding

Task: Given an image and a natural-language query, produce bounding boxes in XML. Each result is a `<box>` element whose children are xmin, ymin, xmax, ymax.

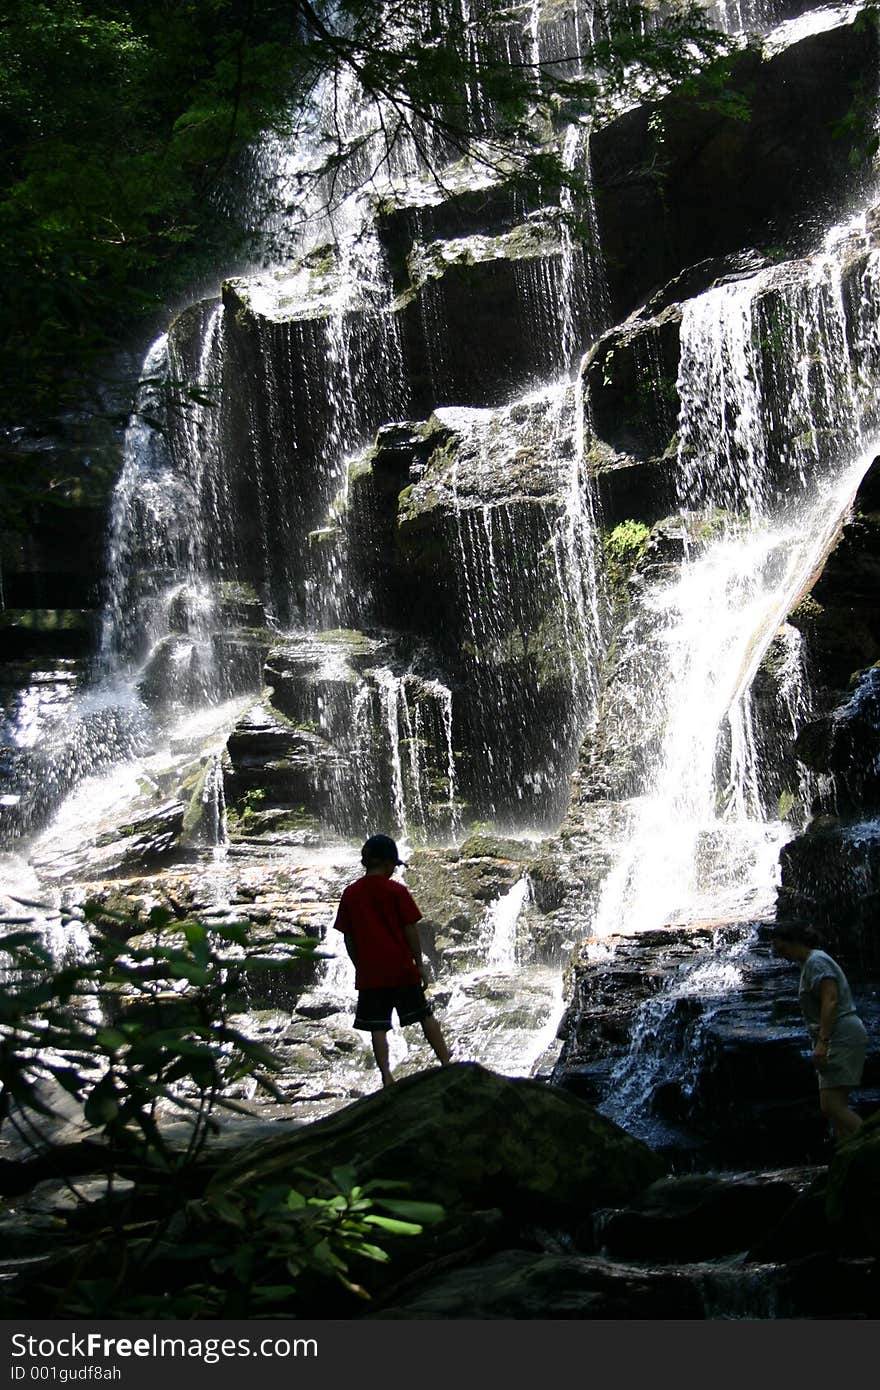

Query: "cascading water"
<box><xmin>591</xmin><ymin>215</ymin><xmax>879</xmax><ymax>942</ymax></box>
<box><xmin>6</xmin><ymin>0</ymin><xmax>880</xmax><ymax>1150</ymax></box>
<box><xmin>485</xmin><ymin>875</ymin><xmax>531</xmax><ymax>968</ymax></box>
<box><xmin>577</xmin><ymin>210</ymin><xmax>880</xmax><ymax>1137</ymax></box>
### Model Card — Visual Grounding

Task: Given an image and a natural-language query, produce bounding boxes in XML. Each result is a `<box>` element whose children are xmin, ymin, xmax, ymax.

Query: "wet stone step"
<box><xmin>596</xmin><ymin>1171</ymin><xmax>806</xmax><ymax>1263</ymax></box>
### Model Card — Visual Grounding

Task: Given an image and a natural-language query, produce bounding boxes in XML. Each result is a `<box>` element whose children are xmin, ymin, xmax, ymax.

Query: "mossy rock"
<box><xmin>210</xmin><ymin>1062</ymin><xmax>664</xmax><ymax>1218</ymax></box>
<box><xmin>458</xmin><ymin>832</ymin><xmax>531</xmax><ymax>862</ymax></box>
<box><xmin>180</xmin><ymin>759</ymin><xmax>219</xmax><ymax>845</ymax></box>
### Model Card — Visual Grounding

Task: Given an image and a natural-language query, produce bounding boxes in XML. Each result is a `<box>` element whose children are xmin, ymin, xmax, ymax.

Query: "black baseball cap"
<box><xmin>361</xmin><ymin>834</ymin><xmax>406</xmax><ymax>866</ymax></box>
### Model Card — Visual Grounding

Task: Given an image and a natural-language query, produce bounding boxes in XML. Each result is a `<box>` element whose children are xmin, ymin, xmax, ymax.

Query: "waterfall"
<box><xmin>9</xmin><ymin>0</ymin><xmax>632</xmax><ymax>845</ymax></box>
<box><xmin>590</xmin><ymin>215</ymin><xmax>880</xmax><ymax>940</ymax></box>
<box><xmin>7</xmin><ymin>1</ymin><xmax>880</xmax><ymax>1185</ymax></box>
<box><xmin>99</xmin><ymin>308</ymin><xmax>242</xmax><ymax>714</ymax></box>
<box><xmin>600</xmin><ymin>949</ymin><xmax>751</xmax><ymax>1130</ymax></box>
<box><xmin>100</xmin><ymin>332</ymin><xmax>176</xmax><ymax>669</ymax></box>
<box><xmin>364</xmin><ymin>665</ymin><xmax>460</xmax><ymax>842</ymax></box>
<box><xmin>559</xmin><ymin>122</ymin><xmax>610</xmax><ymax>372</ymax></box>
<box><xmin>376</xmin><ymin>668</ymin><xmax>410</xmax><ymax>840</ymax></box>
<box><xmin>485</xmin><ymin>876</ymin><xmax>531</xmax><ymax>968</ymax></box>
<box><xmin>201</xmin><ymin>752</ymin><xmax>229</xmax><ymax>853</ymax></box>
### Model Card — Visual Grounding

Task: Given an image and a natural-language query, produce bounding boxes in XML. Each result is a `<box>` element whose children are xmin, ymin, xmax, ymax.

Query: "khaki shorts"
<box><xmin>814</xmin><ymin>1021</ymin><xmax>868</xmax><ymax>1090</ymax></box>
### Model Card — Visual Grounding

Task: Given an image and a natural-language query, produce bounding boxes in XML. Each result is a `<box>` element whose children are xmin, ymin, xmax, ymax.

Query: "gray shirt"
<box><xmin>798</xmin><ymin>949</ymin><xmax>865</xmax><ymax>1043</ymax></box>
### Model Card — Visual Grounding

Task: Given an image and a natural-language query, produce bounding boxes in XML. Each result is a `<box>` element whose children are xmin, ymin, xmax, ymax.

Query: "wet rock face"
<box><xmin>393</xmin><ymin>233</ymin><xmax>585</xmax><ymax>412</ymax></box>
<box><xmin>169</xmin><ymin>278</ymin><xmax>410</xmax><ymax>630</ymax></box>
<box><xmin>406</xmin><ymin>845</ymin><xmax>525</xmax><ymax>971</ymax></box>
<box><xmin>590</xmin><ymin>15</ymin><xmax>880</xmax><ymax>318</ymax></box>
<box><xmin>552</xmin><ymin>923</ymin><xmax>880</xmax><ymax>1168</ymax></box>
<box><xmin>599</xmin><ymin>1171</ymin><xmax>804</xmax><ymax>1263</ymax></box>
<box><xmin>224</xmin><ymin>700</ymin><xmax>346</xmax><ymax>818</ymax></box>
<box><xmin>328</xmin><ymin>389</ymin><xmax>598</xmax><ymax>823</ymax></box>
<box><xmin>789</xmin><ymin>465</ymin><xmax>880</xmax><ymax>697</ymax></box>
<box><xmin>778</xmin><ymin>824</ymin><xmax>880</xmax><ymax>968</ymax></box>
<box><xmin>223</xmin><ymin>631</ymin><xmax>463</xmax><ymax>839</ymax></box>
<box><xmin>137</xmin><ymin>631</ymin><xmax>269</xmax><ymax>714</ymax></box>
<box><xmin>92</xmin><ymin>799</ymin><xmax>188</xmax><ymax>873</ymax></box>
<box><xmin>779</xmin><ymin>457</ymin><xmax>880</xmax><ymax>953</ymax></box>
<box><xmin>0</xmin><ymin>657</ymin><xmax>151</xmax><ymax>848</ymax></box>
<box><xmin>584</xmin><ymin>246</ymin><xmax>872</xmax><ymax>532</ymax></box>
<box><xmin>379</xmin><ymin>178</ymin><xmax>600</xmax><ymax>410</ymax></box>
<box><xmin>391</xmin><ymin>399</ymin><xmax>593</xmax><ymax>820</ymax></box>
<box><xmin>585</xmin><ymin>303</ymin><xmax>682</xmax><ymax>463</ymax></box>
<box><xmin>794</xmin><ymin>668</ymin><xmax>880</xmax><ymax>814</ymax></box>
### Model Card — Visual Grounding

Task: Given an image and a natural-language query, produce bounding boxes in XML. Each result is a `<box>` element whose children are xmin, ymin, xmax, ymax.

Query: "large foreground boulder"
<box><xmin>210</xmin><ymin>1062</ymin><xmax>664</xmax><ymax>1218</ymax></box>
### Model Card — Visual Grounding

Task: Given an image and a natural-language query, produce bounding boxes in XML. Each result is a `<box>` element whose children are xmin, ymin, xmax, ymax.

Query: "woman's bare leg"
<box><xmin>820</xmin><ymin>1086</ymin><xmax>863</xmax><ymax>1139</ymax></box>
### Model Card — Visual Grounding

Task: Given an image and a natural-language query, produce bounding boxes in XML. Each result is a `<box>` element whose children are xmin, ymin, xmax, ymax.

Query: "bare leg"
<box><xmin>820</xmin><ymin>1086</ymin><xmax>863</xmax><ymax>1140</ymax></box>
<box><xmin>371</xmin><ymin>1030</ymin><xmax>394</xmax><ymax>1086</ymax></box>
<box><xmin>421</xmin><ymin>1013</ymin><xmax>451</xmax><ymax>1066</ymax></box>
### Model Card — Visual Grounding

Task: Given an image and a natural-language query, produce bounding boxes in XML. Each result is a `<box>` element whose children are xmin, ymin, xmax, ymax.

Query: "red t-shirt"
<box><xmin>333</xmin><ymin>874</ymin><xmax>422</xmax><ymax>989</ymax></box>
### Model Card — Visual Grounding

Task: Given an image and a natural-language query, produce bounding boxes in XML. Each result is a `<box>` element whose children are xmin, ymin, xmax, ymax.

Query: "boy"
<box><xmin>334</xmin><ymin>833</ymin><xmax>451</xmax><ymax>1086</ymax></box>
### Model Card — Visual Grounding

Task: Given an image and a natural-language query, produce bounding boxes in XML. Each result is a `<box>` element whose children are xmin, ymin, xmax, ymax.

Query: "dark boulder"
<box><xmin>599</xmin><ymin>1171</ymin><xmax>801</xmax><ymax>1262</ymax></box>
<box><xmin>211</xmin><ymin>1062</ymin><xmax>665</xmax><ymax>1218</ymax></box>
<box><xmin>373</xmin><ymin>1247</ymin><xmax>706</xmax><ymax>1319</ymax></box>
<box><xmin>789</xmin><ymin>463</ymin><xmax>880</xmax><ymax>695</ymax></box>
<box><xmin>825</xmin><ymin>1108</ymin><xmax>880</xmax><ymax>1254</ymax></box>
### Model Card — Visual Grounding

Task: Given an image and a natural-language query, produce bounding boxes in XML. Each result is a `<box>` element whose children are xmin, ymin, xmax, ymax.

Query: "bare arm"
<box><xmin>404</xmin><ymin>922</ymin><xmax>426</xmax><ymax>985</ymax></box>
<box><xmin>343</xmin><ymin>935</ymin><xmax>357</xmax><ymax>967</ymax></box>
<box><xmin>813</xmin><ymin>978</ymin><xmax>839</xmax><ymax>1065</ymax></box>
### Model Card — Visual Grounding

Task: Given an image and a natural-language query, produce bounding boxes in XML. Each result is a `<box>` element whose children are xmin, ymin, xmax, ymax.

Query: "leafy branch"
<box><xmin>0</xmin><ymin>902</ymin><xmax>443</xmax><ymax>1316</ymax></box>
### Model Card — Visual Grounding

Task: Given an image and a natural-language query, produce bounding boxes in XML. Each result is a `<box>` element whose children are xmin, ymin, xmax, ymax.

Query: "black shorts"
<box><xmin>354</xmin><ymin>985</ymin><xmax>432</xmax><ymax>1032</ymax></box>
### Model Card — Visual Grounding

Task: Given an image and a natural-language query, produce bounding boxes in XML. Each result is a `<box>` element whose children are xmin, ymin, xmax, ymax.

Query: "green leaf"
<box><xmin>360</xmin><ymin>1178</ymin><xmax>412</xmax><ymax>1194</ymax></box>
<box><xmin>83</xmin><ymin>1076</ymin><xmax>119</xmax><ymax>1127</ymax></box>
<box><xmin>252</xmin><ymin>1284</ymin><xmax>298</xmax><ymax>1301</ymax></box>
<box><xmin>307</xmin><ymin>1238</ymin><xmax>346</xmax><ymax>1274</ymax></box>
<box><xmin>363</xmin><ymin>1215</ymin><xmax>423</xmax><ymax>1236</ymax></box>
<box><xmin>253</xmin><ymin>1185</ymin><xmax>289</xmax><ymax>1216</ymax></box>
<box><xmin>331</xmin><ymin>1164</ymin><xmax>357</xmax><ymax>1194</ymax></box>
<box><xmin>373</xmin><ymin>1199</ymin><xmax>445</xmax><ymax>1224</ymax></box>
<box><xmin>183</xmin><ymin>921</ymin><xmax>208</xmax><ymax>947</ymax></box>
<box><xmin>350</xmin><ymin>1242</ymin><xmax>391</xmax><ymax>1264</ymax></box>
<box><xmin>148</xmin><ymin>906</ymin><xmax>176</xmax><ymax>930</ymax></box>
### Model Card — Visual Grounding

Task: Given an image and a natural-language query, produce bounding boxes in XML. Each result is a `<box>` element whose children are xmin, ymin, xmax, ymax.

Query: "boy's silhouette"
<box><xmin>333</xmin><ymin>833</ymin><xmax>451</xmax><ymax>1086</ymax></box>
